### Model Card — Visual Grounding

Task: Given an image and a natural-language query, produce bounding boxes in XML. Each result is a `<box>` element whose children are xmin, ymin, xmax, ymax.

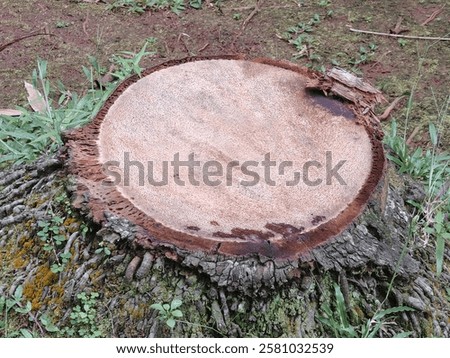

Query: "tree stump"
<box><xmin>64</xmin><ymin>56</ymin><xmax>387</xmax><ymax>288</ymax></box>
<box><xmin>0</xmin><ymin>57</ymin><xmax>448</xmax><ymax>337</ymax></box>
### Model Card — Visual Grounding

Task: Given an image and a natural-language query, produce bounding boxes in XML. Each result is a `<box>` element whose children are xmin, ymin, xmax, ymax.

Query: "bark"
<box><xmin>0</xmin><ymin>153</ymin><xmax>449</xmax><ymax>337</ymax></box>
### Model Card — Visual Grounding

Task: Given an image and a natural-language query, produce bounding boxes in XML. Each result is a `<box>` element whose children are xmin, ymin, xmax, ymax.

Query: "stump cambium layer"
<box><xmin>65</xmin><ymin>56</ymin><xmax>385</xmax><ymax>260</ymax></box>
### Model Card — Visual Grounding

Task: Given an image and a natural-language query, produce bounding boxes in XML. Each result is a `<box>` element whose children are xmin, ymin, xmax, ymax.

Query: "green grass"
<box><xmin>318</xmin><ymin>283</ymin><xmax>414</xmax><ymax>338</ymax></box>
<box><xmin>107</xmin><ymin>0</ymin><xmax>203</xmax><ymax>15</ymax></box>
<box><xmin>0</xmin><ymin>287</ymin><xmax>103</xmax><ymax>338</ymax></box>
<box><xmin>0</xmin><ymin>41</ymin><xmax>155</xmax><ymax>167</ymax></box>
<box><xmin>0</xmin><ymin>286</ymin><xmax>33</xmax><ymax>338</ymax></box>
<box><xmin>384</xmin><ymin>94</ymin><xmax>449</xmax><ymax>276</ymax></box>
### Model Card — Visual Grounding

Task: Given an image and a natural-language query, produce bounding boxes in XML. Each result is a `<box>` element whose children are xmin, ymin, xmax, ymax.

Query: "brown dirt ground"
<box><xmin>0</xmin><ymin>0</ymin><xmax>449</xmax><ymax>148</ymax></box>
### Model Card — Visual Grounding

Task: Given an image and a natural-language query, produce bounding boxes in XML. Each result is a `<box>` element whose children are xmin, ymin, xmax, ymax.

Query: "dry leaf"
<box><xmin>24</xmin><ymin>81</ymin><xmax>47</xmax><ymax>113</ymax></box>
<box><xmin>0</xmin><ymin>108</ymin><xmax>22</xmax><ymax>116</ymax></box>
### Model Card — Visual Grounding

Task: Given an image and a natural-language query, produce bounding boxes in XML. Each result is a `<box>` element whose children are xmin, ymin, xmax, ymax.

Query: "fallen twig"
<box><xmin>82</xmin><ymin>15</ymin><xmax>90</xmax><ymax>38</ymax></box>
<box><xmin>421</xmin><ymin>5</ymin><xmax>445</xmax><ymax>26</ymax></box>
<box><xmin>390</xmin><ymin>16</ymin><xmax>408</xmax><ymax>34</ymax></box>
<box><xmin>241</xmin><ymin>0</ymin><xmax>264</xmax><ymax>31</ymax></box>
<box><xmin>197</xmin><ymin>43</ymin><xmax>210</xmax><ymax>53</ymax></box>
<box><xmin>379</xmin><ymin>96</ymin><xmax>404</xmax><ymax>121</ymax></box>
<box><xmin>349</xmin><ymin>27</ymin><xmax>450</xmax><ymax>41</ymax></box>
<box><xmin>230</xmin><ymin>4</ymin><xmax>295</xmax><ymax>11</ymax></box>
<box><xmin>406</xmin><ymin>125</ymin><xmax>421</xmax><ymax>146</ymax></box>
<box><xmin>177</xmin><ymin>33</ymin><xmax>191</xmax><ymax>55</ymax></box>
<box><xmin>0</xmin><ymin>30</ymin><xmax>55</xmax><ymax>52</ymax></box>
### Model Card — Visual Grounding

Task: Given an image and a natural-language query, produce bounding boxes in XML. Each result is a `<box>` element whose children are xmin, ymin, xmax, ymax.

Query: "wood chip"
<box><xmin>327</xmin><ymin>67</ymin><xmax>382</xmax><ymax>95</ymax></box>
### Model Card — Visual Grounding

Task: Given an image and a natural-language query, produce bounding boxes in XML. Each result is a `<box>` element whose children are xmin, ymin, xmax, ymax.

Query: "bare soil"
<box><xmin>0</xmin><ymin>0</ymin><xmax>449</xmax><ymax>147</ymax></box>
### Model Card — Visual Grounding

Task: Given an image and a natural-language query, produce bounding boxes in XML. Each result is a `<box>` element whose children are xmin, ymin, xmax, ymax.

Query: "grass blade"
<box><xmin>436</xmin><ymin>234</ymin><xmax>445</xmax><ymax>276</ymax></box>
<box><xmin>428</xmin><ymin>122</ymin><xmax>438</xmax><ymax>146</ymax></box>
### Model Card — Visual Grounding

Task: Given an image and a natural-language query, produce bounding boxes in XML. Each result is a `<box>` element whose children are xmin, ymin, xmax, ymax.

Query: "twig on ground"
<box><xmin>241</xmin><ymin>0</ymin><xmax>264</xmax><ymax>31</ymax></box>
<box><xmin>406</xmin><ymin>125</ymin><xmax>421</xmax><ymax>146</ymax></box>
<box><xmin>177</xmin><ymin>33</ymin><xmax>191</xmax><ymax>55</ymax></box>
<box><xmin>197</xmin><ymin>43</ymin><xmax>210</xmax><ymax>53</ymax></box>
<box><xmin>231</xmin><ymin>4</ymin><xmax>294</xmax><ymax>11</ymax></box>
<box><xmin>82</xmin><ymin>15</ymin><xmax>90</xmax><ymax>38</ymax></box>
<box><xmin>390</xmin><ymin>16</ymin><xmax>407</xmax><ymax>34</ymax></box>
<box><xmin>349</xmin><ymin>27</ymin><xmax>450</xmax><ymax>41</ymax></box>
<box><xmin>0</xmin><ymin>30</ymin><xmax>55</xmax><ymax>53</ymax></box>
<box><xmin>379</xmin><ymin>96</ymin><xmax>405</xmax><ymax>121</ymax></box>
<box><xmin>421</xmin><ymin>5</ymin><xmax>445</xmax><ymax>26</ymax></box>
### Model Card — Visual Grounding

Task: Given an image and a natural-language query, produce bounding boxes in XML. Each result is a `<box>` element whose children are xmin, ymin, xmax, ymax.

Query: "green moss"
<box><xmin>23</xmin><ymin>264</ymin><xmax>58</xmax><ymax>310</ymax></box>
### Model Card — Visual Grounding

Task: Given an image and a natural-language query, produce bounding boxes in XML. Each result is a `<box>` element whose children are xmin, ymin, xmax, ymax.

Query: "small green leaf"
<box><xmin>150</xmin><ymin>303</ymin><xmax>164</xmax><ymax>312</ymax></box>
<box><xmin>37</xmin><ymin>221</ymin><xmax>48</xmax><ymax>228</ymax></box>
<box><xmin>20</xmin><ymin>329</ymin><xmax>33</xmax><ymax>338</ymax></box>
<box><xmin>189</xmin><ymin>0</ymin><xmax>202</xmax><ymax>9</ymax></box>
<box><xmin>393</xmin><ymin>331</ymin><xmax>413</xmax><ymax>338</ymax></box>
<box><xmin>374</xmin><ymin>306</ymin><xmax>415</xmax><ymax>320</ymax></box>
<box><xmin>166</xmin><ymin>318</ymin><xmax>176</xmax><ymax>329</ymax></box>
<box><xmin>435</xmin><ymin>211</ymin><xmax>444</xmax><ymax>225</ymax></box>
<box><xmin>52</xmin><ymin>216</ymin><xmax>64</xmax><ymax>224</ymax></box>
<box><xmin>6</xmin><ymin>298</ymin><xmax>16</xmax><ymax>310</ymax></box>
<box><xmin>91</xmin><ymin>292</ymin><xmax>99</xmax><ymax>299</ymax></box>
<box><xmin>366</xmin><ymin>321</ymin><xmax>384</xmax><ymax>338</ymax></box>
<box><xmin>15</xmin><ymin>301</ymin><xmax>32</xmax><ymax>314</ymax></box>
<box><xmin>14</xmin><ymin>285</ymin><xmax>23</xmax><ymax>300</ymax></box>
<box><xmin>436</xmin><ymin>234</ymin><xmax>445</xmax><ymax>276</ymax></box>
<box><xmin>170</xmin><ymin>299</ymin><xmax>182</xmax><ymax>310</ymax></box>
<box><xmin>334</xmin><ymin>284</ymin><xmax>348</xmax><ymax>327</ymax></box>
<box><xmin>40</xmin><ymin>314</ymin><xmax>60</xmax><ymax>333</ymax></box>
<box><xmin>171</xmin><ymin>309</ymin><xmax>183</xmax><ymax>318</ymax></box>
<box><xmin>429</xmin><ymin>123</ymin><xmax>438</xmax><ymax>146</ymax></box>
<box><xmin>60</xmin><ymin>252</ymin><xmax>72</xmax><ymax>260</ymax></box>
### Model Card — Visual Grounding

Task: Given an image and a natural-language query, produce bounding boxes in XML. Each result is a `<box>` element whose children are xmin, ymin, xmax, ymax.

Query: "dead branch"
<box><xmin>349</xmin><ymin>27</ymin><xmax>450</xmax><ymax>41</ymax></box>
<box><xmin>241</xmin><ymin>0</ymin><xmax>264</xmax><ymax>31</ymax></box>
<box><xmin>379</xmin><ymin>96</ymin><xmax>405</xmax><ymax>121</ymax></box>
<box><xmin>197</xmin><ymin>43</ymin><xmax>210</xmax><ymax>53</ymax></box>
<box><xmin>421</xmin><ymin>5</ymin><xmax>445</xmax><ymax>26</ymax></box>
<box><xmin>406</xmin><ymin>125</ymin><xmax>422</xmax><ymax>146</ymax></box>
<box><xmin>0</xmin><ymin>30</ymin><xmax>56</xmax><ymax>53</ymax></box>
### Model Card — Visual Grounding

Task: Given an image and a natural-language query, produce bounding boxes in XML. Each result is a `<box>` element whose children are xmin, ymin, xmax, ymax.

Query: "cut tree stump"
<box><xmin>0</xmin><ymin>57</ymin><xmax>448</xmax><ymax>337</ymax></box>
<box><xmin>64</xmin><ymin>56</ymin><xmax>387</xmax><ymax>289</ymax></box>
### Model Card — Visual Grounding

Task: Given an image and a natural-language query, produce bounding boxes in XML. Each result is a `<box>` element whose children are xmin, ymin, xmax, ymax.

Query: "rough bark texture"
<box><xmin>0</xmin><ymin>154</ymin><xmax>449</xmax><ymax>337</ymax></box>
